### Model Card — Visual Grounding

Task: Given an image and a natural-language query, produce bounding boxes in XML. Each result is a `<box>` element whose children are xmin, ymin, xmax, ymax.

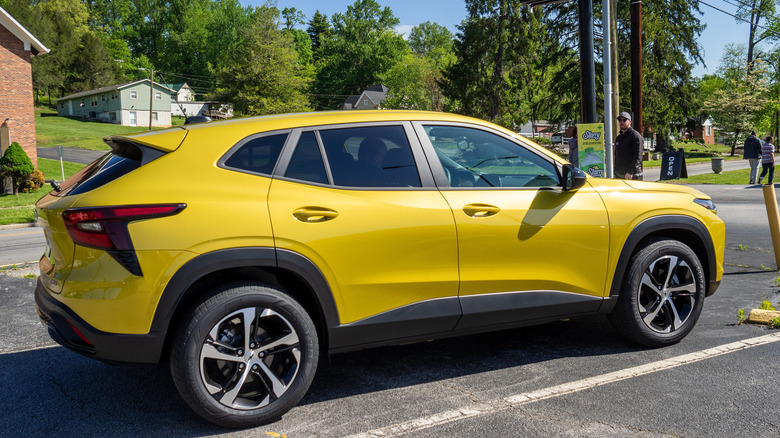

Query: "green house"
<box><xmin>56</xmin><ymin>79</ymin><xmax>174</xmax><ymax>127</ymax></box>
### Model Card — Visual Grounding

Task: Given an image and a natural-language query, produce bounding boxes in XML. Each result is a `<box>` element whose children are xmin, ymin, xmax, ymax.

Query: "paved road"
<box><xmin>37</xmin><ymin>146</ymin><xmax>105</xmax><ymax>165</ymax></box>
<box><xmin>0</xmin><ymin>227</ymin><xmax>43</xmax><ymax>266</ymax></box>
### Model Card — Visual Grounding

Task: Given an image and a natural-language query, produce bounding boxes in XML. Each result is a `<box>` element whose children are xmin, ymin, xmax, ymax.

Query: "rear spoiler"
<box><xmin>104</xmin><ymin>129</ymin><xmax>189</xmax><ymax>165</ymax></box>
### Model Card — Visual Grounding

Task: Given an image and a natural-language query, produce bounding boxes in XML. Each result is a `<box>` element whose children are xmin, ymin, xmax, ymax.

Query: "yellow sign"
<box><xmin>577</xmin><ymin>123</ymin><xmax>605</xmax><ymax>178</ymax></box>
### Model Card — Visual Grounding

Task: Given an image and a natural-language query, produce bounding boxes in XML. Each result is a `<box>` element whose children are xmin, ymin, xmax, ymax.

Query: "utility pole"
<box><xmin>148</xmin><ymin>69</ymin><xmax>154</xmax><ymax>131</ymax></box>
<box><xmin>578</xmin><ymin>0</ymin><xmax>597</xmax><ymax>123</ymax></box>
<box><xmin>602</xmin><ymin>0</ymin><xmax>614</xmax><ymax>178</ymax></box>
<box><xmin>631</xmin><ymin>0</ymin><xmax>643</xmax><ymax>134</ymax></box>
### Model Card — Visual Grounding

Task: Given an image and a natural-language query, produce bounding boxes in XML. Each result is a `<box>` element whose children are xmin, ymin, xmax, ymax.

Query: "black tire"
<box><xmin>170</xmin><ymin>282</ymin><xmax>318</xmax><ymax>428</ymax></box>
<box><xmin>610</xmin><ymin>239</ymin><xmax>706</xmax><ymax>347</ymax></box>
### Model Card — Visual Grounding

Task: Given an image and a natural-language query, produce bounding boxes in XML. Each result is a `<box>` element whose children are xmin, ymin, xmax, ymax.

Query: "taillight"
<box><xmin>62</xmin><ymin>204</ymin><xmax>186</xmax><ymax>276</ymax></box>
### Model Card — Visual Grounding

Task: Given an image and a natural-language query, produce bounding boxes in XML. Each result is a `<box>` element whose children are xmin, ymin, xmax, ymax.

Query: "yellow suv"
<box><xmin>35</xmin><ymin>111</ymin><xmax>724</xmax><ymax>427</ymax></box>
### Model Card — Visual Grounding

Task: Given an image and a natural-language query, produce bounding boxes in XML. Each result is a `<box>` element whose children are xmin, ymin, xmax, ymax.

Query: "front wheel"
<box><xmin>170</xmin><ymin>282</ymin><xmax>318</xmax><ymax>428</ymax></box>
<box><xmin>610</xmin><ymin>239</ymin><xmax>706</xmax><ymax>347</ymax></box>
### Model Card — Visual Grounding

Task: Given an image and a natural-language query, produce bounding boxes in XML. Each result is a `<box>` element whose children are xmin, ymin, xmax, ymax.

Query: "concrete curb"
<box><xmin>746</xmin><ymin>309</ymin><xmax>780</xmax><ymax>326</ymax></box>
<box><xmin>0</xmin><ymin>222</ymin><xmax>37</xmax><ymax>230</ymax></box>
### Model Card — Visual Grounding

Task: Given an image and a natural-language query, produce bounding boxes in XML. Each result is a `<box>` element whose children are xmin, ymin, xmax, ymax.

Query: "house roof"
<box><xmin>342</xmin><ymin>84</ymin><xmax>389</xmax><ymax>109</ymax></box>
<box><xmin>57</xmin><ymin>79</ymin><xmax>175</xmax><ymax>101</ymax></box>
<box><xmin>161</xmin><ymin>83</ymin><xmax>189</xmax><ymax>92</ymax></box>
<box><xmin>0</xmin><ymin>6</ymin><xmax>49</xmax><ymax>55</ymax></box>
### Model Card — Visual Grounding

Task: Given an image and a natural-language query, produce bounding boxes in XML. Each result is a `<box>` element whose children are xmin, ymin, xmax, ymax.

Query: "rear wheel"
<box><xmin>610</xmin><ymin>239</ymin><xmax>706</xmax><ymax>347</ymax></box>
<box><xmin>170</xmin><ymin>282</ymin><xmax>318</xmax><ymax>428</ymax></box>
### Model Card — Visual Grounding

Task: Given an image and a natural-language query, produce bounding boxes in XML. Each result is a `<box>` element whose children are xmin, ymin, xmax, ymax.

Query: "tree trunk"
<box><xmin>655</xmin><ymin>132</ymin><xmax>670</xmax><ymax>152</ymax></box>
<box><xmin>730</xmin><ymin>130</ymin><xmax>740</xmax><ymax>157</ymax></box>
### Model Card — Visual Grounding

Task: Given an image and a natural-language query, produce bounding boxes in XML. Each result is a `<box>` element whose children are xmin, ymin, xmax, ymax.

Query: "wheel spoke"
<box><xmin>666</xmin><ymin>300</ymin><xmax>685</xmax><ymax>331</ymax></box>
<box><xmin>241</xmin><ymin>307</ymin><xmax>257</xmax><ymax>353</ymax></box>
<box><xmin>255</xmin><ymin>359</ymin><xmax>289</xmax><ymax>398</ymax></box>
<box><xmin>257</xmin><ymin>332</ymin><xmax>300</xmax><ymax>352</ymax></box>
<box><xmin>669</xmin><ymin>282</ymin><xmax>696</xmax><ymax>297</ymax></box>
<box><xmin>640</xmin><ymin>272</ymin><xmax>663</xmax><ymax>300</ymax></box>
<box><xmin>642</xmin><ymin>299</ymin><xmax>664</xmax><ymax>326</ymax></box>
<box><xmin>219</xmin><ymin>365</ymin><xmax>252</xmax><ymax>407</ymax></box>
<box><xmin>201</xmin><ymin>341</ymin><xmax>242</xmax><ymax>363</ymax></box>
<box><xmin>661</xmin><ymin>255</ymin><xmax>678</xmax><ymax>289</ymax></box>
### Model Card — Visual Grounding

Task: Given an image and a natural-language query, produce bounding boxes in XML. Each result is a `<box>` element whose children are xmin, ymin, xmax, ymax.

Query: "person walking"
<box><xmin>758</xmin><ymin>135</ymin><xmax>775</xmax><ymax>185</ymax></box>
<box><xmin>743</xmin><ymin>131</ymin><xmax>762</xmax><ymax>184</ymax></box>
<box><xmin>568</xmin><ymin>126</ymin><xmax>579</xmax><ymax>168</ymax></box>
<box><xmin>614</xmin><ymin>111</ymin><xmax>644</xmax><ymax>180</ymax></box>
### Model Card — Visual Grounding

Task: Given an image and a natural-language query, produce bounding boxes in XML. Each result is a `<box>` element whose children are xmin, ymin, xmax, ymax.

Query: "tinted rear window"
<box><xmin>50</xmin><ymin>152</ymin><xmax>143</xmax><ymax>197</ymax></box>
<box><xmin>222</xmin><ymin>133</ymin><xmax>288</xmax><ymax>175</ymax></box>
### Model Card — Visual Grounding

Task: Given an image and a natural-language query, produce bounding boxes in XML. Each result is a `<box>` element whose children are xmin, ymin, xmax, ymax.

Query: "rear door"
<box><xmin>413</xmin><ymin>122</ymin><xmax>611</xmax><ymax>330</ymax></box>
<box><xmin>267</xmin><ymin>122</ymin><xmax>460</xmax><ymax>344</ymax></box>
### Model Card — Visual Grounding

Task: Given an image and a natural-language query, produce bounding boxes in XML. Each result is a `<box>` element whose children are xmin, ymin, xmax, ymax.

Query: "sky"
<box><xmin>260</xmin><ymin>0</ymin><xmax>757</xmax><ymax>79</ymax></box>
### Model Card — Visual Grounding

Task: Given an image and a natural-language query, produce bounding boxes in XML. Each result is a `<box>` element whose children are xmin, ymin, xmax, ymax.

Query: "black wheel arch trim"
<box><xmin>150</xmin><ymin>247</ymin><xmax>341</xmax><ymax>338</ymax></box>
<box><xmin>609</xmin><ymin>214</ymin><xmax>719</xmax><ymax>300</ymax></box>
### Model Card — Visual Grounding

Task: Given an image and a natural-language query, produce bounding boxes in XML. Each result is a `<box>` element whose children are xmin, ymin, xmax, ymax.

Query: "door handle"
<box><xmin>462</xmin><ymin>203</ymin><xmax>500</xmax><ymax>218</ymax></box>
<box><xmin>292</xmin><ymin>207</ymin><xmax>339</xmax><ymax>223</ymax></box>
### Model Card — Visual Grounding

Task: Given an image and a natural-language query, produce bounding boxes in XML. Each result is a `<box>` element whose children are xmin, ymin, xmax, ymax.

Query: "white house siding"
<box><xmin>171</xmin><ymin>101</ymin><xmax>209</xmax><ymax>117</ymax></box>
<box><xmin>121</xmin><ymin>109</ymin><xmax>171</xmax><ymax>127</ymax></box>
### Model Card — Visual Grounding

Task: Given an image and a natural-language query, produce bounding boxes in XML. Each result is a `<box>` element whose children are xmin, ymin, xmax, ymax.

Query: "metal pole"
<box><xmin>578</xmin><ymin>0</ymin><xmax>597</xmax><ymax>123</ymax></box>
<box><xmin>149</xmin><ymin>69</ymin><xmax>154</xmax><ymax>131</ymax></box>
<box><xmin>631</xmin><ymin>0</ymin><xmax>643</xmax><ymax>133</ymax></box>
<box><xmin>602</xmin><ymin>0</ymin><xmax>614</xmax><ymax>178</ymax></box>
<box><xmin>763</xmin><ymin>184</ymin><xmax>780</xmax><ymax>269</ymax></box>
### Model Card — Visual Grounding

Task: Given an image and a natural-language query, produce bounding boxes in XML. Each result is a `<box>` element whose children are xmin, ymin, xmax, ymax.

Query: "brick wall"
<box><xmin>0</xmin><ymin>25</ymin><xmax>38</xmax><ymax>168</ymax></box>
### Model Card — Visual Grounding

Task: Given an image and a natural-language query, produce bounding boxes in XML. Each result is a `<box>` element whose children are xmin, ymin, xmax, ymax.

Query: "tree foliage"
<box><xmin>0</xmin><ymin>142</ymin><xmax>34</xmax><ymax>196</ymax></box>
<box><xmin>703</xmin><ymin>62</ymin><xmax>770</xmax><ymax>155</ymax></box>
<box><xmin>313</xmin><ymin>0</ymin><xmax>407</xmax><ymax>109</ymax></box>
<box><xmin>210</xmin><ymin>6</ymin><xmax>311</xmax><ymax>116</ymax></box>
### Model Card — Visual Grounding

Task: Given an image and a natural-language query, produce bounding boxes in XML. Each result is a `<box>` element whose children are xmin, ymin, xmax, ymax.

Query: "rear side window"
<box><xmin>284</xmin><ymin>132</ymin><xmax>328</xmax><ymax>184</ymax></box>
<box><xmin>318</xmin><ymin>126</ymin><xmax>421</xmax><ymax>188</ymax></box>
<box><xmin>223</xmin><ymin>133</ymin><xmax>287</xmax><ymax>175</ymax></box>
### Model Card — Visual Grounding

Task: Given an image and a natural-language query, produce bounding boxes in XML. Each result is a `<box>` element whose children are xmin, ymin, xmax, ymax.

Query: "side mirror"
<box><xmin>562</xmin><ymin>164</ymin><xmax>587</xmax><ymax>191</ymax></box>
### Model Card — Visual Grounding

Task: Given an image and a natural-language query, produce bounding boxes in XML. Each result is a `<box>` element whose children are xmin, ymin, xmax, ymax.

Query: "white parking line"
<box><xmin>348</xmin><ymin>332</ymin><xmax>780</xmax><ymax>438</ymax></box>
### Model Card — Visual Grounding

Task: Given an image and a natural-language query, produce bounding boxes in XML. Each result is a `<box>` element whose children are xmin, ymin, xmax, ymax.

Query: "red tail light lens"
<box><xmin>63</xmin><ymin>204</ymin><xmax>186</xmax><ymax>251</ymax></box>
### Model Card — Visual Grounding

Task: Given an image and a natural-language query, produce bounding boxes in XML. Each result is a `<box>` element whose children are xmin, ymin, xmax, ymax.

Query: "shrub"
<box><xmin>0</xmin><ymin>142</ymin><xmax>34</xmax><ymax>195</ymax></box>
<box><xmin>20</xmin><ymin>169</ymin><xmax>45</xmax><ymax>193</ymax></box>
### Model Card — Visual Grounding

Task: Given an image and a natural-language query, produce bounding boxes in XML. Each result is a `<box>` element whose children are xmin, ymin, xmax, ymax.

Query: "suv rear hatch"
<box><xmin>36</xmin><ymin>130</ymin><xmax>187</xmax><ymax>291</ymax></box>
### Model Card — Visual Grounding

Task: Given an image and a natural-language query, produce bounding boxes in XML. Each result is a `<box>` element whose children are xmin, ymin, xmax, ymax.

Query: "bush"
<box><xmin>20</xmin><ymin>169</ymin><xmax>45</xmax><ymax>193</ymax></box>
<box><xmin>0</xmin><ymin>142</ymin><xmax>34</xmax><ymax>195</ymax></box>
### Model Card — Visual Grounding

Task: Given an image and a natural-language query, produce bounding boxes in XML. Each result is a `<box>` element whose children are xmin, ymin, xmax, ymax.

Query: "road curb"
<box><xmin>746</xmin><ymin>309</ymin><xmax>780</xmax><ymax>326</ymax></box>
<box><xmin>0</xmin><ymin>223</ymin><xmax>37</xmax><ymax>231</ymax></box>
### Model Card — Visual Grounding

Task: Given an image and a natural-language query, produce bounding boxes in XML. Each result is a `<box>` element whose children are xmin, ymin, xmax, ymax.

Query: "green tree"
<box><xmin>443</xmin><ymin>1</ymin><xmax>545</xmax><ymax>128</ymax></box>
<box><xmin>703</xmin><ymin>63</ymin><xmax>770</xmax><ymax>155</ymax></box>
<box><xmin>282</xmin><ymin>7</ymin><xmax>305</xmax><ymax>30</ymax></box>
<box><xmin>0</xmin><ymin>142</ymin><xmax>34</xmax><ymax>196</ymax></box>
<box><xmin>210</xmin><ymin>6</ymin><xmax>311</xmax><ymax>116</ymax></box>
<box><xmin>314</xmin><ymin>0</ymin><xmax>407</xmax><ymax>109</ymax></box>
<box><xmin>306</xmin><ymin>10</ymin><xmax>332</xmax><ymax>61</ymax></box>
<box><xmin>382</xmin><ymin>51</ymin><xmax>441</xmax><ymax>110</ymax></box>
<box><xmin>408</xmin><ymin>21</ymin><xmax>455</xmax><ymax>69</ymax></box>
<box><xmin>735</xmin><ymin>0</ymin><xmax>775</xmax><ymax>68</ymax></box>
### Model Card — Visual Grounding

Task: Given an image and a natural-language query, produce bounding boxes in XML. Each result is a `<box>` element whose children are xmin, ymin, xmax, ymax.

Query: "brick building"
<box><xmin>0</xmin><ymin>6</ymin><xmax>49</xmax><ymax>168</ymax></box>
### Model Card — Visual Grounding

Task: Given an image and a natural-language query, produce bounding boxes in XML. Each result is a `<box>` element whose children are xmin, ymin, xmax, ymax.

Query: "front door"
<box><xmin>129</xmin><ymin>111</ymin><xmax>137</xmax><ymax>127</ymax></box>
<box><xmin>414</xmin><ymin>123</ymin><xmax>611</xmax><ymax>330</ymax></box>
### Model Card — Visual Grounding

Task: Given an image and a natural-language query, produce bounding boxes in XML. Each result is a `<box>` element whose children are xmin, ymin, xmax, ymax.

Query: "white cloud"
<box><xmin>395</xmin><ymin>24</ymin><xmax>413</xmax><ymax>40</ymax></box>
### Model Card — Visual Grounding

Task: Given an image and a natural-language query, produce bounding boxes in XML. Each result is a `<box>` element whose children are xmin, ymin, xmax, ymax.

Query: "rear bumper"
<box><xmin>35</xmin><ymin>278</ymin><xmax>166</xmax><ymax>365</ymax></box>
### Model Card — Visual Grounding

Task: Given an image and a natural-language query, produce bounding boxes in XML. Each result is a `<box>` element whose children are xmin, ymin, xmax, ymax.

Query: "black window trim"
<box><xmin>273</xmin><ymin>121</ymin><xmax>437</xmax><ymax>190</ymax></box>
<box><xmin>411</xmin><ymin>121</ymin><xmax>564</xmax><ymax>191</ymax></box>
<box><xmin>217</xmin><ymin>128</ymin><xmax>293</xmax><ymax>177</ymax></box>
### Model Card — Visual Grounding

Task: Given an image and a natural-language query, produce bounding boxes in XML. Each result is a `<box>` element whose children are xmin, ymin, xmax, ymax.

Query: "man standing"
<box><xmin>743</xmin><ymin>131</ymin><xmax>762</xmax><ymax>184</ymax></box>
<box><xmin>614</xmin><ymin>111</ymin><xmax>644</xmax><ymax>180</ymax></box>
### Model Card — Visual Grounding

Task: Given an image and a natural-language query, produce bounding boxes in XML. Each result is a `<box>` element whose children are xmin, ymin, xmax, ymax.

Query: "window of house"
<box><xmin>90</xmin><ymin>96</ymin><xmax>98</xmax><ymax>107</ymax></box>
<box><xmin>155</xmin><ymin>92</ymin><xmax>161</xmax><ymax>100</ymax></box>
<box><xmin>110</xmin><ymin>112</ymin><xmax>117</xmax><ymax>121</ymax></box>
<box><xmin>152</xmin><ymin>112</ymin><xmax>158</xmax><ymax>122</ymax></box>
<box><xmin>130</xmin><ymin>91</ymin><xmax>137</xmax><ymax>99</ymax></box>
<box><xmin>111</xmin><ymin>92</ymin><xmax>117</xmax><ymax>100</ymax></box>
<box><xmin>706</xmin><ymin>125</ymin><xmax>712</xmax><ymax>136</ymax></box>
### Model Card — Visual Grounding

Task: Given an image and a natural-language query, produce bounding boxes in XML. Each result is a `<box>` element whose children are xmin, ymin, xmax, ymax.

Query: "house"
<box><xmin>162</xmin><ymin>82</ymin><xmax>195</xmax><ymax>102</ymax></box>
<box><xmin>0</xmin><ymin>6</ymin><xmax>49</xmax><ymax>170</ymax></box>
<box><xmin>56</xmin><ymin>79</ymin><xmax>174</xmax><ymax>127</ymax></box>
<box><xmin>690</xmin><ymin>116</ymin><xmax>716</xmax><ymax>145</ymax></box>
<box><xmin>342</xmin><ymin>85</ymin><xmax>389</xmax><ymax>110</ymax></box>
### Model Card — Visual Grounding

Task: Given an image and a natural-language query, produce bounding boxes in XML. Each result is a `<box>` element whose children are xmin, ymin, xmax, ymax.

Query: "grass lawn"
<box><xmin>667</xmin><ymin>168</ymin><xmax>751</xmax><ymax>184</ymax></box>
<box><xmin>36</xmin><ymin>106</ymin><xmax>185</xmax><ymax>151</ymax></box>
<box><xmin>0</xmin><ymin>158</ymin><xmax>85</xmax><ymax>225</ymax></box>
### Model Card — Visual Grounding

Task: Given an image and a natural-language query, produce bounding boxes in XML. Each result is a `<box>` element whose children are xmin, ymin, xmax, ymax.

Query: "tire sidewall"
<box><xmin>171</xmin><ymin>283</ymin><xmax>318</xmax><ymax>428</ymax></box>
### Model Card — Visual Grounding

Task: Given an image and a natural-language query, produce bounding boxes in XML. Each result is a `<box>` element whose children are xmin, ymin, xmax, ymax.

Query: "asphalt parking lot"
<box><xmin>1</xmin><ymin>183</ymin><xmax>779</xmax><ymax>437</ymax></box>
